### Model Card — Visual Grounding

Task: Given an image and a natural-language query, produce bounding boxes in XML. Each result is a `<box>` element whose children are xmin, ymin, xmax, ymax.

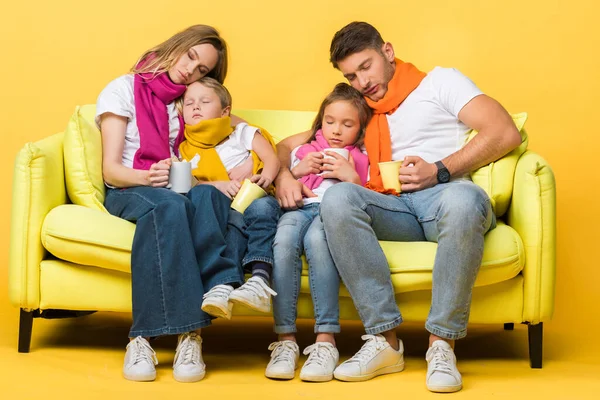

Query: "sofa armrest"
<box><xmin>9</xmin><ymin>133</ymin><xmax>68</xmax><ymax>309</ymax></box>
<box><xmin>507</xmin><ymin>150</ymin><xmax>556</xmax><ymax>323</ymax></box>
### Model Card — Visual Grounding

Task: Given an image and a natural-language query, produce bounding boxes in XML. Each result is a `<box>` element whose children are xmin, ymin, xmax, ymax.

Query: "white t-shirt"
<box><xmin>213</xmin><ymin>123</ymin><xmax>258</xmax><ymax>171</ymax></box>
<box><xmin>95</xmin><ymin>74</ymin><xmax>181</xmax><ymax>169</ymax></box>
<box><xmin>387</xmin><ymin>67</ymin><xmax>483</xmax><ymax>164</ymax></box>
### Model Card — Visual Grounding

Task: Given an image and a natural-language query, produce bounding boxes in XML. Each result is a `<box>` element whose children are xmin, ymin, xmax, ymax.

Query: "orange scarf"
<box><xmin>364</xmin><ymin>59</ymin><xmax>426</xmax><ymax>195</ymax></box>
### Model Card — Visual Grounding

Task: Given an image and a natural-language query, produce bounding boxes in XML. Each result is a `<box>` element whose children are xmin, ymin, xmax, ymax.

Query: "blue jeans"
<box><xmin>104</xmin><ymin>185</ymin><xmax>246</xmax><ymax>338</ymax></box>
<box><xmin>272</xmin><ymin>202</ymin><xmax>340</xmax><ymax>334</ymax></box>
<box><xmin>230</xmin><ymin>196</ymin><xmax>282</xmax><ymax>269</ymax></box>
<box><xmin>320</xmin><ymin>181</ymin><xmax>496</xmax><ymax>340</ymax></box>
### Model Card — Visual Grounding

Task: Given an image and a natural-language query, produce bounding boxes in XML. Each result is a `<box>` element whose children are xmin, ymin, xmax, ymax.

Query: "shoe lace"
<box><xmin>202</xmin><ymin>284</ymin><xmax>232</xmax><ymax>301</ymax></box>
<box><xmin>346</xmin><ymin>335</ymin><xmax>387</xmax><ymax>365</ymax></box>
<box><xmin>429</xmin><ymin>345</ymin><xmax>453</xmax><ymax>374</ymax></box>
<box><xmin>303</xmin><ymin>343</ymin><xmax>335</xmax><ymax>367</ymax></box>
<box><xmin>239</xmin><ymin>277</ymin><xmax>278</xmax><ymax>299</ymax></box>
<box><xmin>268</xmin><ymin>341</ymin><xmax>297</xmax><ymax>367</ymax></box>
<box><xmin>129</xmin><ymin>337</ymin><xmax>158</xmax><ymax>366</ymax></box>
<box><xmin>175</xmin><ymin>333</ymin><xmax>202</xmax><ymax>366</ymax></box>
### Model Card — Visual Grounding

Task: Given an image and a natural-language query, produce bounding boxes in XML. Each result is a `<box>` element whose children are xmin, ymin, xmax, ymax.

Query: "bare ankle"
<box><xmin>315</xmin><ymin>333</ymin><xmax>336</xmax><ymax>346</ymax></box>
<box><xmin>380</xmin><ymin>330</ymin><xmax>399</xmax><ymax>350</ymax></box>
<box><xmin>429</xmin><ymin>334</ymin><xmax>455</xmax><ymax>349</ymax></box>
<box><xmin>278</xmin><ymin>333</ymin><xmax>296</xmax><ymax>343</ymax></box>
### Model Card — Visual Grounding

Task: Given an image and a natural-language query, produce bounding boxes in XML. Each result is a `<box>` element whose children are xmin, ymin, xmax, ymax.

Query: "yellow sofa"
<box><xmin>9</xmin><ymin>106</ymin><xmax>556</xmax><ymax>368</ymax></box>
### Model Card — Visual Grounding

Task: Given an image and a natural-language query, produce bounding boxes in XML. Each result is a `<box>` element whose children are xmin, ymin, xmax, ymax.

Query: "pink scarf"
<box><xmin>295</xmin><ymin>130</ymin><xmax>369</xmax><ymax>191</ymax></box>
<box><xmin>133</xmin><ymin>67</ymin><xmax>186</xmax><ymax>170</ymax></box>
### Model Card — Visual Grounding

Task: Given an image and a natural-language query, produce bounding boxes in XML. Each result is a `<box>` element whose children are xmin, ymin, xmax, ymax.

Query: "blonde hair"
<box><xmin>176</xmin><ymin>77</ymin><xmax>232</xmax><ymax>115</ymax></box>
<box><xmin>310</xmin><ymin>83</ymin><xmax>372</xmax><ymax>146</ymax></box>
<box><xmin>131</xmin><ymin>25</ymin><xmax>228</xmax><ymax>83</ymax></box>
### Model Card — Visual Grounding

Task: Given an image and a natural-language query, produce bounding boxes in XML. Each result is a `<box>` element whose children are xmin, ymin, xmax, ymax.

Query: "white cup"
<box><xmin>168</xmin><ymin>161</ymin><xmax>192</xmax><ymax>193</ymax></box>
<box><xmin>322</xmin><ymin>148</ymin><xmax>350</xmax><ymax>160</ymax></box>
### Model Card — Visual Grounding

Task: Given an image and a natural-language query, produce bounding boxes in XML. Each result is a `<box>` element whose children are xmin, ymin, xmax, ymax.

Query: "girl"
<box><xmin>97</xmin><ymin>25</ymin><xmax>247</xmax><ymax>383</ymax></box>
<box><xmin>266</xmin><ymin>83</ymin><xmax>371</xmax><ymax>382</ymax></box>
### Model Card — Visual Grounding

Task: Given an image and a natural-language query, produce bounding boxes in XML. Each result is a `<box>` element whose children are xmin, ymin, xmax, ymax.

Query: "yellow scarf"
<box><xmin>179</xmin><ymin>117</ymin><xmax>277</xmax><ymax>193</ymax></box>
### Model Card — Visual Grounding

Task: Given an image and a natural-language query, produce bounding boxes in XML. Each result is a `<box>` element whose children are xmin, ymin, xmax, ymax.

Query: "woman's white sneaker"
<box><xmin>229</xmin><ymin>276</ymin><xmax>277</xmax><ymax>313</ymax></box>
<box><xmin>299</xmin><ymin>342</ymin><xmax>339</xmax><ymax>382</ymax></box>
<box><xmin>333</xmin><ymin>335</ymin><xmax>404</xmax><ymax>382</ymax></box>
<box><xmin>173</xmin><ymin>332</ymin><xmax>205</xmax><ymax>383</ymax></box>
<box><xmin>123</xmin><ymin>336</ymin><xmax>158</xmax><ymax>382</ymax></box>
<box><xmin>201</xmin><ymin>284</ymin><xmax>234</xmax><ymax>319</ymax></box>
<box><xmin>265</xmin><ymin>340</ymin><xmax>299</xmax><ymax>380</ymax></box>
<box><xmin>426</xmin><ymin>340</ymin><xmax>462</xmax><ymax>393</ymax></box>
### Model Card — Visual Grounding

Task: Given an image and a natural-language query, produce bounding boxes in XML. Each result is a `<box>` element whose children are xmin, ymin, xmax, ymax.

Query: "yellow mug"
<box><xmin>378</xmin><ymin>160</ymin><xmax>403</xmax><ymax>192</ymax></box>
<box><xmin>231</xmin><ymin>179</ymin><xmax>267</xmax><ymax>214</ymax></box>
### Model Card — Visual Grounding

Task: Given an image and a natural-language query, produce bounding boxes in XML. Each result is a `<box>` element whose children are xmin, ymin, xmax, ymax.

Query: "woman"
<box><xmin>97</xmin><ymin>25</ymin><xmax>246</xmax><ymax>383</ymax></box>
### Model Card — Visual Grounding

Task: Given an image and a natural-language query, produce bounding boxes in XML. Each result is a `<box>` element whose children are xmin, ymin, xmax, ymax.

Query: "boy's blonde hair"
<box><xmin>176</xmin><ymin>77</ymin><xmax>232</xmax><ymax>115</ymax></box>
<box><xmin>131</xmin><ymin>25</ymin><xmax>228</xmax><ymax>84</ymax></box>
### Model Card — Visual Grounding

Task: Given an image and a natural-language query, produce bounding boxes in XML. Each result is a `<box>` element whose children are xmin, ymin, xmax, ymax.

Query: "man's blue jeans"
<box><xmin>272</xmin><ymin>202</ymin><xmax>340</xmax><ymax>334</ymax></box>
<box><xmin>104</xmin><ymin>185</ymin><xmax>246</xmax><ymax>338</ymax></box>
<box><xmin>320</xmin><ymin>180</ymin><xmax>496</xmax><ymax>340</ymax></box>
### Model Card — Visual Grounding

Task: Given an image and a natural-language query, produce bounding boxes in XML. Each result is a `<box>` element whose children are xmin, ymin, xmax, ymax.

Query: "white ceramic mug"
<box><xmin>168</xmin><ymin>161</ymin><xmax>192</xmax><ymax>193</ymax></box>
<box><xmin>323</xmin><ymin>148</ymin><xmax>350</xmax><ymax>160</ymax></box>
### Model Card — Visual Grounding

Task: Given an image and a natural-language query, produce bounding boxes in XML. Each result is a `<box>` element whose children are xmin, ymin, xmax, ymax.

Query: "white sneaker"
<box><xmin>173</xmin><ymin>332</ymin><xmax>205</xmax><ymax>383</ymax></box>
<box><xmin>333</xmin><ymin>334</ymin><xmax>404</xmax><ymax>382</ymax></box>
<box><xmin>201</xmin><ymin>284</ymin><xmax>234</xmax><ymax>319</ymax></box>
<box><xmin>426</xmin><ymin>340</ymin><xmax>462</xmax><ymax>393</ymax></box>
<box><xmin>299</xmin><ymin>342</ymin><xmax>339</xmax><ymax>382</ymax></box>
<box><xmin>265</xmin><ymin>340</ymin><xmax>300</xmax><ymax>380</ymax></box>
<box><xmin>123</xmin><ymin>336</ymin><xmax>158</xmax><ymax>382</ymax></box>
<box><xmin>229</xmin><ymin>276</ymin><xmax>277</xmax><ymax>313</ymax></box>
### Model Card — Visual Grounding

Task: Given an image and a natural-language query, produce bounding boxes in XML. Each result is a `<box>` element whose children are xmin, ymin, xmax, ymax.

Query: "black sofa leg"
<box><xmin>528</xmin><ymin>322</ymin><xmax>543</xmax><ymax>368</ymax></box>
<box><xmin>18</xmin><ymin>309</ymin><xmax>35</xmax><ymax>353</ymax></box>
<box><xmin>504</xmin><ymin>323</ymin><xmax>514</xmax><ymax>330</ymax></box>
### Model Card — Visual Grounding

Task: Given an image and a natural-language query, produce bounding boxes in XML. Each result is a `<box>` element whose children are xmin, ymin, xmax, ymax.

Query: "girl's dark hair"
<box><xmin>310</xmin><ymin>83</ymin><xmax>372</xmax><ymax>146</ymax></box>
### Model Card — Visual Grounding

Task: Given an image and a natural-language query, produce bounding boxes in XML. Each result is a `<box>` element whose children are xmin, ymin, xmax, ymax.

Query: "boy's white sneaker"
<box><xmin>265</xmin><ymin>340</ymin><xmax>300</xmax><ymax>380</ymax></box>
<box><xmin>333</xmin><ymin>335</ymin><xmax>404</xmax><ymax>382</ymax></box>
<box><xmin>173</xmin><ymin>332</ymin><xmax>205</xmax><ymax>383</ymax></box>
<box><xmin>123</xmin><ymin>336</ymin><xmax>158</xmax><ymax>382</ymax></box>
<box><xmin>299</xmin><ymin>342</ymin><xmax>339</xmax><ymax>382</ymax></box>
<box><xmin>229</xmin><ymin>276</ymin><xmax>277</xmax><ymax>313</ymax></box>
<box><xmin>426</xmin><ymin>340</ymin><xmax>462</xmax><ymax>393</ymax></box>
<box><xmin>201</xmin><ymin>284</ymin><xmax>234</xmax><ymax>319</ymax></box>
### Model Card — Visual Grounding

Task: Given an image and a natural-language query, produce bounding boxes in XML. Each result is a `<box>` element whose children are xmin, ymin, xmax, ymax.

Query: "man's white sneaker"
<box><xmin>173</xmin><ymin>332</ymin><xmax>205</xmax><ymax>383</ymax></box>
<box><xmin>229</xmin><ymin>276</ymin><xmax>277</xmax><ymax>313</ymax></box>
<box><xmin>426</xmin><ymin>340</ymin><xmax>462</xmax><ymax>393</ymax></box>
<box><xmin>333</xmin><ymin>334</ymin><xmax>404</xmax><ymax>382</ymax></box>
<box><xmin>299</xmin><ymin>342</ymin><xmax>339</xmax><ymax>382</ymax></box>
<box><xmin>123</xmin><ymin>336</ymin><xmax>158</xmax><ymax>382</ymax></box>
<box><xmin>201</xmin><ymin>284</ymin><xmax>234</xmax><ymax>319</ymax></box>
<box><xmin>265</xmin><ymin>340</ymin><xmax>300</xmax><ymax>380</ymax></box>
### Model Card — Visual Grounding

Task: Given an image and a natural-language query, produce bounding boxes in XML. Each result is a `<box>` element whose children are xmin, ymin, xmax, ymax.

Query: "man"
<box><xmin>275</xmin><ymin>22</ymin><xmax>521</xmax><ymax>392</ymax></box>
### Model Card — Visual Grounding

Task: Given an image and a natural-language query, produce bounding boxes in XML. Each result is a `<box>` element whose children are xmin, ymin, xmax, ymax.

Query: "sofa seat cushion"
<box><xmin>300</xmin><ymin>221</ymin><xmax>524</xmax><ymax>295</ymax></box>
<box><xmin>42</xmin><ymin>204</ymin><xmax>134</xmax><ymax>274</ymax></box>
<box><xmin>42</xmin><ymin>204</ymin><xmax>523</xmax><ymax>295</ymax></box>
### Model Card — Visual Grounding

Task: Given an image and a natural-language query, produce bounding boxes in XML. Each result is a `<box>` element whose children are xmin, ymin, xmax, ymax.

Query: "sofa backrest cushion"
<box><xmin>468</xmin><ymin>112</ymin><xmax>529</xmax><ymax>217</ymax></box>
<box><xmin>63</xmin><ymin>105</ymin><xmax>107</xmax><ymax>212</ymax></box>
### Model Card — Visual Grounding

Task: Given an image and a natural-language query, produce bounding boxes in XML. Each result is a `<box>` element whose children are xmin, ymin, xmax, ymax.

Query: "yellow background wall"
<box><xmin>0</xmin><ymin>0</ymin><xmax>598</xmax><ymax>359</ymax></box>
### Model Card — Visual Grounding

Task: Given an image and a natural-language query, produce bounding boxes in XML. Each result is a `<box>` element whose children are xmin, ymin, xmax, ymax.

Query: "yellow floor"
<box><xmin>1</xmin><ymin>300</ymin><xmax>599</xmax><ymax>400</ymax></box>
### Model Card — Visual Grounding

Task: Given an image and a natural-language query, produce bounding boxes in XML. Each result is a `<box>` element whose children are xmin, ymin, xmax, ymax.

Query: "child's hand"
<box><xmin>211</xmin><ymin>180</ymin><xmax>242</xmax><ymax>199</ymax></box>
<box><xmin>228</xmin><ymin>156</ymin><xmax>253</xmax><ymax>182</ymax></box>
<box><xmin>250</xmin><ymin>174</ymin><xmax>272</xmax><ymax>189</ymax></box>
<box><xmin>148</xmin><ymin>158</ymin><xmax>172</xmax><ymax>187</ymax></box>
<box><xmin>320</xmin><ymin>152</ymin><xmax>361</xmax><ymax>184</ymax></box>
<box><xmin>292</xmin><ymin>151</ymin><xmax>324</xmax><ymax>179</ymax></box>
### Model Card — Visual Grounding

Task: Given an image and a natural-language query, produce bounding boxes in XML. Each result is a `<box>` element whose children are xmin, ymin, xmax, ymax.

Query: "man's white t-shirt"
<box><xmin>95</xmin><ymin>74</ymin><xmax>181</xmax><ymax>169</ymax></box>
<box><xmin>387</xmin><ymin>67</ymin><xmax>483</xmax><ymax>164</ymax></box>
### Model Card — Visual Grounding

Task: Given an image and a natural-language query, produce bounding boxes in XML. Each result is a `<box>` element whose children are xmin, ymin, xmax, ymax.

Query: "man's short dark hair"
<box><xmin>329</xmin><ymin>22</ymin><xmax>385</xmax><ymax>69</ymax></box>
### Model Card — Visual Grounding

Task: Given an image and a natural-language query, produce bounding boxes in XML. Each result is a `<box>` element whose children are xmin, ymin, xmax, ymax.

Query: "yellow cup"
<box><xmin>378</xmin><ymin>160</ymin><xmax>403</xmax><ymax>192</ymax></box>
<box><xmin>231</xmin><ymin>179</ymin><xmax>267</xmax><ymax>214</ymax></box>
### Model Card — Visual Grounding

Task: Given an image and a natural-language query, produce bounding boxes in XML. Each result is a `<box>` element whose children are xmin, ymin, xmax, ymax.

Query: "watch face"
<box><xmin>439</xmin><ymin>170</ymin><xmax>450</xmax><ymax>183</ymax></box>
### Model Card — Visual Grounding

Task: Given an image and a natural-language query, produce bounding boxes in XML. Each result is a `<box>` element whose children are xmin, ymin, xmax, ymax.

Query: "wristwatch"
<box><xmin>435</xmin><ymin>161</ymin><xmax>451</xmax><ymax>183</ymax></box>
